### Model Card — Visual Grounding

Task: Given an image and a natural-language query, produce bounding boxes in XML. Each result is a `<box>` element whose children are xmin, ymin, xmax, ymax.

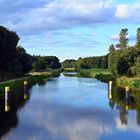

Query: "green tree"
<box><xmin>130</xmin><ymin>56</ymin><xmax>140</xmax><ymax>76</ymax></box>
<box><xmin>136</xmin><ymin>27</ymin><xmax>140</xmax><ymax>48</ymax></box>
<box><xmin>108</xmin><ymin>44</ymin><xmax>117</xmax><ymax>74</ymax></box>
<box><xmin>17</xmin><ymin>46</ymin><xmax>32</xmax><ymax>74</ymax></box>
<box><xmin>32</xmin><ymin>56</ymin><xmax>61</xmax><ymax>71</ymax></box>
<box><xmin>0</xmin><ymin>26</ymin><xmax>20</xmax><ymax>80</ymax></box>
<box><xmin>62</xmin><ymin>59</ymin><xmax>77</xmax><ymax>68</ymax></box>
<box><xmin>0</xmin><ymin>26</ymin><xmax>19</xmax><ymax>69</ymax></box>
<box><xmin>116</xmin><ymin>47</ymin><xmax>140</xmax><ymax>75</ymax></box>
<box><xmin>116</xmin><ymin>28</ymin><xmax>128</xmax><ymax>49</ymax></box>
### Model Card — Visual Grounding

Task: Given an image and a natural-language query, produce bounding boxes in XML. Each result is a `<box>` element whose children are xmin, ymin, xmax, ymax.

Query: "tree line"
<box><xmin>32</xmin><ymin>55</ymin><xmax>61</xmax><ymax>71</ymax></box>
<box><xmin>62</xmin><ymin>55</ymin><xmax>108</xmax><ymax>69</ymax></box>
<box><xmin>1</xmin><ymin>25</ymin><xmax>140</xmax><ymax>80</ymax></box>
<box><xmin>0</xmin><ymin>26</ymin><xmax>61</xmax><ymax>81</ymax></box>
<box><xmin>108</xmin><ymin>28</ymin><xmax>140</xmax><ymax>76</ymax></box>
<box><xmin>63</xmin><ymin>27</ymin><xmax>140</xmax><ymax>77</ymax></box>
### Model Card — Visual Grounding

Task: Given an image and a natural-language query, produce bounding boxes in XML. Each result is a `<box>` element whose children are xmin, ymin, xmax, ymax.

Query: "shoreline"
<box><xmin>0</xmin><ymin>70</ymin><xmax>61</xmax><ymax>96</ymax></box>
<box><xmin>76</xmin><ymin>69</ymin><xmax>140</xmax><ymax>91</ymax></box>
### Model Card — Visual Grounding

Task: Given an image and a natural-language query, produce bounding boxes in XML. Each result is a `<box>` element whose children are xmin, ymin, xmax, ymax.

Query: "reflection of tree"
<box><xmin>119</xmin><ymin>107</ymin><xmax>128</xmax><ymax>125</ymax></box>
<box><xmin>135</xmin><ymin>96</ymin><xmax>140</xmax><ymax>125</ymax></box>
<box><xmin>109</xmin><ymin>84</ymin><xmax>140</xmax><ymax>125</ymax></box>
<box><xmin>0</xmin><ymin>89</ymin><xmax>30</xmax><ymax>139</ymax></box>
<box><xmin>108</xmin><ymin>100</ymin><xmax>115</xmax><ymax>109</ymax></box>
<box><xmin>137</xmin><ymin>110</ymin><xmax>140</xmax><ymax>125</ymax></box>
<box><xmin>0</xmin><ymin>98</ymin><xmax>18</xmax><ymax>138</ymax></box>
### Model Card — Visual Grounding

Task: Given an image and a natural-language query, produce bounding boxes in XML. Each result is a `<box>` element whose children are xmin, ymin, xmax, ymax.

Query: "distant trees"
<box><xmin>32</xmin><ymin>56</ymin><xmax>61</xmax><ymax>71</ymax></box>
<box><xmin>62</xmin><ymin>59</ymin><xmax>77</xmax><ymax>68</ymax></box>
<box><xmin>62</xmin><ymin>55</ymin><xmax>108</xmax><ymax>70</ymax></box>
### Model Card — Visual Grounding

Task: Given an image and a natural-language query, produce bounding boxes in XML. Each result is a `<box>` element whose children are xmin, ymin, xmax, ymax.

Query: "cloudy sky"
<box><xmin>0</xmin><ymin>0</ymin><xmax>140</xmax><ymax>61</ymax></box>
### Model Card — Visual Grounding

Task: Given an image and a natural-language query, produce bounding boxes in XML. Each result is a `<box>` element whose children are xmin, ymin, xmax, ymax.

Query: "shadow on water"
<box><xmin>0</xmin><ymin>87</ymin><xmax>30</xmax><ymax>139</ymax></box>
<box><xmin>62</xmin><ymin>72</ymin><xmax>77</xmax><ymax>77</ymax></box>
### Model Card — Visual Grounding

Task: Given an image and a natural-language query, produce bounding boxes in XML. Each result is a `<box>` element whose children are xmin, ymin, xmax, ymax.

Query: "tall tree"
<box><xmin>0</xmin><ymin>26</ymin><xmax>19</xmax><ymax>69</ymax></box>
<box><xmin>108</xmin><ymin>44</ymin><xmax>117</xmax><ymax>74</ymax></box>
<box><xmin>0</xmin><ymin>26</ymin><xmax>21</xmax><ymax>80</ymax></box>
<box><xmin>116</xmin><ymin>28</ymin><xmax>128</xmax><ymax>49</ymax></box>
<box><xmin>136</xmin><ymin>27</ymin><xmax>140</xmax><ymax>48</ymax></box>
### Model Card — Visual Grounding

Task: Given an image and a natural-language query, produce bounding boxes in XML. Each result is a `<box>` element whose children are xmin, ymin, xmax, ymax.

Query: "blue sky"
<box><xmin>0</xmin><ymin>0</ymin><xmax>140</xmax><ymax>61</ymax></box>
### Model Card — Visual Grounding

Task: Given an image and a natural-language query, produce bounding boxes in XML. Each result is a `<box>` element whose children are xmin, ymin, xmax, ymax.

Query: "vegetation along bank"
<box><xmin>62</xmin><ymin>27</ymin><xmax>140</xmax><ymax>90</ymax></box>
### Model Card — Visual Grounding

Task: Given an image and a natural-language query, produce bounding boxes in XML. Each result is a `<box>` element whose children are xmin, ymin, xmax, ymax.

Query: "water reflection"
<box><xmin>1</xmin><ymin>75</ymin><xmax>140</xmax><ymax>140</ymax></box>
<box><xmin>108</xmin><ymin>83</ymin><xmax>140</xmax><ymax>126</ymax></box>
<box><xmin>0</xmin><ymin>87</ymin><xmax>30</xmax><ymax>139</ymax></box>
<box><xmin>62</xmin><ymin>72</ymin><xmax>77</xmax><ymax>77</ymax></box>
<box><xmin>0</xmin><ymin>97</ymin><xmax>18</xmax><ymax>139</ymax></box>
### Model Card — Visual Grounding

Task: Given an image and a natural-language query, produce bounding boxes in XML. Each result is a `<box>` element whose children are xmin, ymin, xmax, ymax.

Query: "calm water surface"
<box><xmin>0</xmin><ymin>73</ymin><xmax>140</xmax><ymax>140</ymax></box>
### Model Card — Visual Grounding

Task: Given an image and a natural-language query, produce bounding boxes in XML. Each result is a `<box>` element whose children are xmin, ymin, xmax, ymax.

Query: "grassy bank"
<box><xmin>77</xmin><ymin>69</ymin><xmax>140</xmax><ymax>90</ymax></box>
<box><xmin>77</xmin><ymin>69</ymin><xmax>114</xmax><ymax>82</ymax></box>
<box><xmin>0</xmin><ymin>70</ymin><xmax>61</xmax><ymax>97</ymax></box>
<box><xmin>116</xmin><ymin>76</ymin><xmax>140</xmax><ymax>91</ymax></box>
<box><xmin>62</xmin><ymin>68</ymin><xmax>77</xmax><ymax>72</ymax></box>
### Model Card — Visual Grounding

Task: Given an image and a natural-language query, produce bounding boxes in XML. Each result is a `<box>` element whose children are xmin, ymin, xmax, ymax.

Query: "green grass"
<box><xmin>0</xmin><ymin>70</ymin><xmax>61</xmax><ymax>97</ymax></box>
<box><xmin>77</xmin><ymin>69</ymin><xmax>140</xmax><ymax>89</ymax></box>
<box><xmin>116</xmin><ymin>76</ymin><xmax>140</xmax><ymax>90</ymax></box>
<box><xmin>63</xmin><ymin>68</ymin><xmax>77</xmax><ymax>72</ymax></box>
<box><xmin>77</xmin><ymin>68</ymin><xmax>111</xmax><ymax>77</ymax></box>
<box><xmin>95</xmin><ymin>73</ymin><xmax>115</xmax><ymax>83</ymax></box>
<box><xmin>77</xmin><ymin>69</ymin><xmax>113</xmax><ymax>82</ymax></box>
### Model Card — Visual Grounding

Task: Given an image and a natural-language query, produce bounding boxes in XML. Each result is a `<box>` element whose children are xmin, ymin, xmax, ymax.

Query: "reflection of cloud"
<box><xmin>115</xmin><ymin>115</ymin><xmax>140</xmax><ymax>132</ymax></box>
<box><xmin>116</xmin><ymin>117</ymin><xmax>127</xmax><ymax>130</ymax></box>
<box><xmin>23</xmin><ymin>104</ymin><xmax>114</xmax><ymax>140</ymax></box>
<box><xmin>3</xmin><ymin>102</ymin><xmax>116</xmax><ymax>140</ymax></box>
<box><xmin>2</xmin><ymin>76</ymin><xmax>140</xmax><ymax>140</ymax></box>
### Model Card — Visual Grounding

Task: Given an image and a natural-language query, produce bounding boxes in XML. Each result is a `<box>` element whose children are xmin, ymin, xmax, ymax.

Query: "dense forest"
<box><xmin>0</xmin><ymin>26</ymin><xmax>61</xmax><ymax>81</ymax></box>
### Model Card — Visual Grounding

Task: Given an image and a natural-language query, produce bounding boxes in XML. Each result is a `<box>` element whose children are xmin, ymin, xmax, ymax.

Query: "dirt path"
<box><xmin>0</xmin><ymin>77</ymin><xmax>28</xmax><ymax>84</ymax></box>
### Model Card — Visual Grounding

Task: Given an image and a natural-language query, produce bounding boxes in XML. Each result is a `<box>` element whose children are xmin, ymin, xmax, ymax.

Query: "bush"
<box><xmin>95</xmin><ymin>74</ymin><xmax>115</xmax><ymax>83</ymax></box>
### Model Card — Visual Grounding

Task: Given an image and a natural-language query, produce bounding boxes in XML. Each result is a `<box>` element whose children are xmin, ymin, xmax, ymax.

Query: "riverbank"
<box><xmin>77</xmin><ymin>69</ymin><xmax>115</xmax><ymax>82</ymax></box>
<box><xmin>76</xmin><ymin>69</ymin><xmax>140</xmax><ymax>91</ymax></box>
<box><xmin>116</xmin><ymin>76</ymin><xmax>140</xmax><ymax>91</ymax></box>
<box><xmin>62</xmin><ymin>68</ymin><xmax>78</xmax><ymax>72</ymax></box>
<box><xmin>0</xmin><ymin>70</ymin><xmax>61</xmax><ymax>96</ymax></box>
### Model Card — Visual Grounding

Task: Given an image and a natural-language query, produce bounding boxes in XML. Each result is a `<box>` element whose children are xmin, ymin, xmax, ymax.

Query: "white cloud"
<box><xmin>1</xmin><ymin>0</ymin><xmax>140</xmax><ymax>36</ymax></box>
<box><xmin>115</xmin><ymin>4</ymin><xmax>130</xmax><ymax>18</ymax></box>
<box><xmin>110</xmin><ymin>33</ymin><xmax>136</xmax><ymax>42</ymax></box>
<box><xmin>0</xmin><ymin>0</ymin><xmax>115</xmax><ymax>35</ymax></box>
<box><xmin>115</xmin><ymin>1</ymin><xmax>140</xmax><ymax>23</ymax></box>
<box><xmin>110</xmin><ymin>34</ymin><xmax>119</xmax><ymax>41</ymax></box>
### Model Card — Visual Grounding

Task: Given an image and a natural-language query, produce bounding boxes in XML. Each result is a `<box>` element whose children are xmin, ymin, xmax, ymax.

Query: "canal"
<box><xmin>0</xmin><ymin>73</ymin><xmax>140</xmax><ymax>140</ymax></box>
